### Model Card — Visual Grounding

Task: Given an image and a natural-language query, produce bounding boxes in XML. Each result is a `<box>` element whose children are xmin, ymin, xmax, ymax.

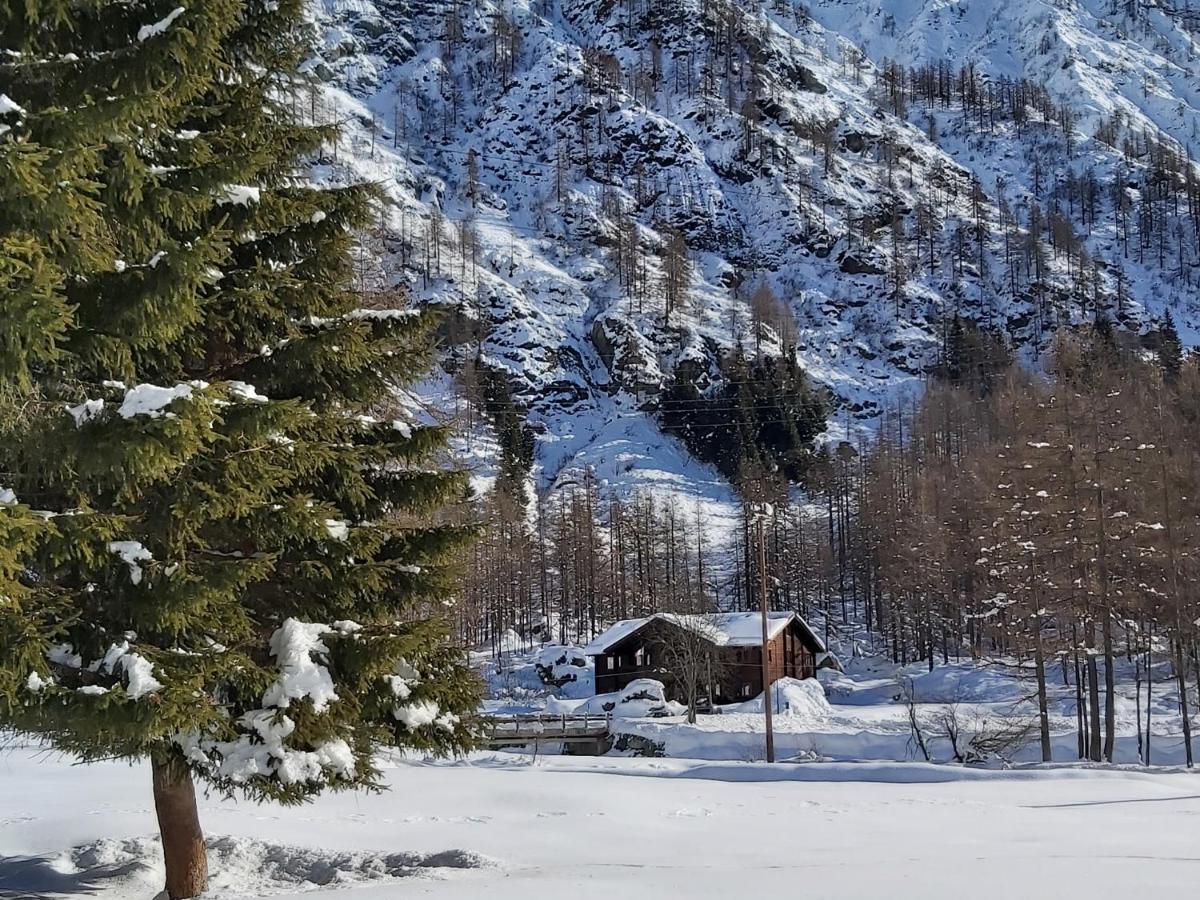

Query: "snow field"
<box><xmin>3</xmin><ymin>747</ymin><xmax>1200</xmax><ymax>899</ymax></box>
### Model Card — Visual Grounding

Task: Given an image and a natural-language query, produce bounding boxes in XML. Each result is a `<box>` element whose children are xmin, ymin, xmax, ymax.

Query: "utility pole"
<box><xmin>757</xmin><ymin>503</ymin><xmax>775</xmax><ymax>763</ymax></box>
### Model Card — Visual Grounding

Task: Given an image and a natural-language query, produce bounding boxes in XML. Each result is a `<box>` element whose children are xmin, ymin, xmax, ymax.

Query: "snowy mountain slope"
<box><xmin>304</xmin><ymin>0</ymin><xmax>1200</xmax><ymax>523</ymax></box>
<box><xmin>806</xmin><ymin>0</ymin><xmax>1200</xmax><ymax>150</ymax></box>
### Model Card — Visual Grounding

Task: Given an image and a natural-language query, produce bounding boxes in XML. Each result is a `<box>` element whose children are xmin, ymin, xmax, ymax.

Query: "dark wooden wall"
<box><xmin>593</xmin><ymin>620</ymin><xmax>817</xmax><ymax>704</ymax></box>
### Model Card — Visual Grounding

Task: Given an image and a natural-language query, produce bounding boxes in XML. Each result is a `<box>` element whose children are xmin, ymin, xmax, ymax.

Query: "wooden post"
<box><xmin>152</xmin><ymin>755</ymin><xmax>208</xmax><ymax>900</ymax></box>
<box><xmin>758</xmin><ymin>509</ymin><xmax>775</xmax><ymax>763</ymax></box>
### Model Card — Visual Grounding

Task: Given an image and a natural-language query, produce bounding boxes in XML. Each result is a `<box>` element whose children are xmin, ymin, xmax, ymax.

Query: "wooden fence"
<box><xmin>486</xmin><ymin>713</ymin><xmax>613</xmax><ymax>749</ymax></box>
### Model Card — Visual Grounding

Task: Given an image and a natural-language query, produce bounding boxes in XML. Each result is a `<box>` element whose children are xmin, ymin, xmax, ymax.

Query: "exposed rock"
<box><xmin>611</xmin><ymin>732</ymin><xmax>667</xmax><ymax>757</ymax></box>
<box><xmin>590</xmin><ymin>316</ymin><xmax>664</xmax><ymax>396</ymax></box>
<box><xmin>839</xmin><ymin>251</ymin><xmax>886</xmax><ymax>276</ymax></box>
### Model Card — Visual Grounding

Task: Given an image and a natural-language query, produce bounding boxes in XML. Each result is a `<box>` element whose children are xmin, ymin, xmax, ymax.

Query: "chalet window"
<box><xmin>635</xmin><ymin>648</ymin><xmax>645</xmax><ymax>667</ymax></box>
<box><xmin>742</xmin><ymin>684</ymin><xmax>752</xmax><ymax>697</ymax></box>
<box><xmin>608</xmin><ymin>654</ymin><xmax>619</xmax><ymax>669</ymax></box>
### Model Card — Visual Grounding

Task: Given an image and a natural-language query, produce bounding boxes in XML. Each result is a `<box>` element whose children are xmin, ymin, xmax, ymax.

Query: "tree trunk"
<box><xmin>1034</xmin><ymin>620</ymin><xmax>1052</xmax><ymax>762</ymax></box>
<box><xmin>1145</xmin><ymin>645</ymin><xmax>1153</xmax><ymax>766</ymax></box>
<box><xmin>152</xmin><ymin>755</ymin><xmax>208</xmax><ymax>900</ymax></box>
<box><xmin>1175</xmin><ymin>639</ymin><xmax>1194</xmax><ymax>768</ymax></box>
<box><xmin>1086</xmin><ymin>645</ymin><xmax>1102</xmax><ymax>762</ymax></box>
<box><xmin>1072</xmin><ymin>637</ymin><xmax>1085</xmax><ymax>759</ymax></box>
<box><xmin>1134</xmin><ymin>654</ymin><xmax>1143</xmax><ymax>764</ymax></box>
<box><xmin>1102</xmin><ymin>613</ymin><xmax>1116</xmax><ymax>762</ymax></box>
<box><xmin>1080</xmin><ymin>653</ymin><xmax>1091</xmax><ymax>758</ymax></box>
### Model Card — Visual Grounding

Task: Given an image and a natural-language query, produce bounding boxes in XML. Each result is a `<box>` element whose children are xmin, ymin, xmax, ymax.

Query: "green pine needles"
<box><xmin>0</xmin><ymin>0</ymin><xmax>481</xmax><ymax>824</ymax></box>
<box><xmin>661</xmin><ymin>350</ymin><xmax>830</xmax><ymax>485</ymax></box>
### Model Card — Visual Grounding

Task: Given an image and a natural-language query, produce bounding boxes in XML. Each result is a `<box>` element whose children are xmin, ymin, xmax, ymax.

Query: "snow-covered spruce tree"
<box><xmin>0</xmin><ymin>3</ymin><xmax>480</xmax><ymax>897</ymax></box>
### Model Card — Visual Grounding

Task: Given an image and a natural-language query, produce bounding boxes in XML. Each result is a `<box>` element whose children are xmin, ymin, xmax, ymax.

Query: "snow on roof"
<box><xmin>584</xmin><ymin>612</ymin><xmax>823</xmax><ymax>655</ymax></box>
<box><xmin>582</xmin><ymin>618</ymin><xmax>646</xmax><ymax>655</ymax></box>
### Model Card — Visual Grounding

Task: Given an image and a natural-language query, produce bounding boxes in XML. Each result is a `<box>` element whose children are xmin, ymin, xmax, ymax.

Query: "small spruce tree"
<box><xmin>1158</xmin><ymin>310</ymin><xmax>1183</xmax><ymax>383</ymax></box>
<box><xmin>661</xmin><ymin>350</ymin><xmax>828</xmax><ymax>483</ymax></box>
<box><xmin>935</xmin><ymin>315</ymin><xmax>1012</xmax><ymax>395</ymax></box>
<box><xmin>0</xmin><ymin>4</ymin><xmax>480</xmax><ymax>898</ymax></box>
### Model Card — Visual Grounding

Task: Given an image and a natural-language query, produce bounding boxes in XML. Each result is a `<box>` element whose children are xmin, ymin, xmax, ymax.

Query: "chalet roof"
<box><xmin>583</xmin><ymin>611</ymin><xmax>824</xmax><ymax>655</ymax></box>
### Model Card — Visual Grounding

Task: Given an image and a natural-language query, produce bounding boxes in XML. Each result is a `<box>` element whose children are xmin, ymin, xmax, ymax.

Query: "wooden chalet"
<box><xmin>584</xmin><ymin>611</ymin><xmax>826</xmax><ymax>706</ymax></box>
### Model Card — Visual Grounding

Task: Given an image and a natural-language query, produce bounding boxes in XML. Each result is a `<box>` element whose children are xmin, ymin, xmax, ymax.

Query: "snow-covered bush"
<box><xmin>556</xmin><ymin>679</ymin><xmax>685</xmax><ymax>719</ymax></box>
<box><xmin>723</xmin><ymin>677</ymin><xmax>832</xmax><ymax>723</ymax></box>
<box><xmin>534</xmin><ymin>645</ymin><xmax>589</xmax><ymax>688</ymax></box>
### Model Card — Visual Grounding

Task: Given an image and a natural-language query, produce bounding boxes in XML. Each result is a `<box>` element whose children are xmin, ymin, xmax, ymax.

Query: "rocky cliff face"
<box><xmin>305</xmin><ymin>0</ymin><xmax>1200</xmax><ymax>515</ymax></box>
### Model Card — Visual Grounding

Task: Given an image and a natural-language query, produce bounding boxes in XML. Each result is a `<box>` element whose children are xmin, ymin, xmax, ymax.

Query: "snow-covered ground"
<box><xmin>482</xmin><ymin>644</ymin><xmax>1196</xmax><ymax>766</ymax></box>
<box><xmin>3</xmin><ymin>747</ymin><xmax>1200</xmax><ymax>899</ymax></box>
<box><xmin>3</xmin><ymin>649</ymin><xmax>1194</xmax><ymax>896</ymax></box>
<box><xmin>614</xmin><ymin>671</ymin><xmax>1196</xmax><ymax>765</ymax></box>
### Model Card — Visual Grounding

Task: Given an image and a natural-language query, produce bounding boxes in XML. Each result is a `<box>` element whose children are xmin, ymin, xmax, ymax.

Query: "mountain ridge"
<box><xmin>306</xmin><ymin>0</ymin><xmax>1200</xmax><ymax>532</ymax></box>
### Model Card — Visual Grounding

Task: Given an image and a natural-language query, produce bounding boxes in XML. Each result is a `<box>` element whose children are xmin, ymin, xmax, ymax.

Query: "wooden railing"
<box><xmin>486</xmin><ymin>713</ymin><xmax>613</xmax><ymax>747</ymax></box>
